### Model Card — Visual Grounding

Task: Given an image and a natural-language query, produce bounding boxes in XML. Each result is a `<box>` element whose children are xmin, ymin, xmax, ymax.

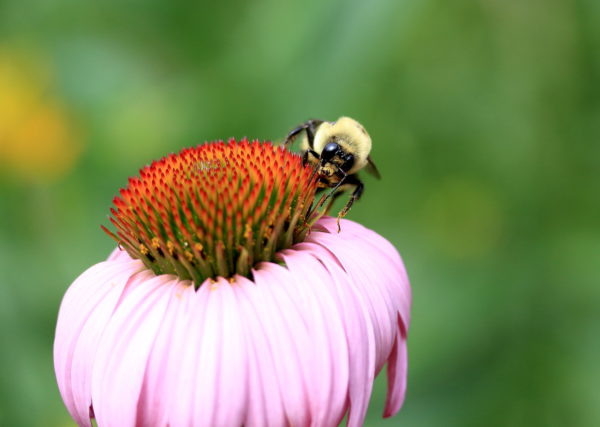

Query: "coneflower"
<box><xmin>54</xmin><ymin>138</ymin><xmax>411</xmax><ymax>427</ymax></box>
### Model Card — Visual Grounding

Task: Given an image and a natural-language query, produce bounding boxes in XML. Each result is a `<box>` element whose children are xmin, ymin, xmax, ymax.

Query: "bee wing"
<box><xmin>365</xmin><ymin>155</ymin><xmax>381</xmax><ymax>179</ymax></box>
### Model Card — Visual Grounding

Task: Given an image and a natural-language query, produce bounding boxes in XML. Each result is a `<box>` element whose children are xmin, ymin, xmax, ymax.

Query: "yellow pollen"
<box><xmin>184</xmin><ymin>250</ymin><xmax>194</xmax><ymax>262</ymax></box>
<box><xmin>166</xmin><ymin>241</ymin><xmax>175</xmax><ymax>255</ymax></box>
<box><xmin>264</xmin><ymin>226</ymin><xmax>273</xmax><ymax>238</ymax></box>
<box><xmin>151</xmin><ymin>237</ymin><xmax>161</xmax><ymax>248</ymax></box>
<box><xmin>194</xmin><ymin>243</ymin><xmax>203</xmax><ymax>252</ymax></box>
<box><xmin>244</xmin><ymin>223</ymin><xmax>252</xmax><ymax>239</ymax></box>
<box><xmin>139</xmin><ymin>244</ymin><xmax>149</xmax><ymax>255</ymax></box>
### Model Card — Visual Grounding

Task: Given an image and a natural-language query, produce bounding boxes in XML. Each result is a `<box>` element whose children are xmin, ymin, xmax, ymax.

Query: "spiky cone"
<box><xmin>54</xmin><ymin>138</ymin><xmax>412</xmax><ymax>427</ymax></box>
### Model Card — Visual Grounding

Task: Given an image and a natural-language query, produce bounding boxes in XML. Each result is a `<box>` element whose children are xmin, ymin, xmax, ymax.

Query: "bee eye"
<box><xmin>321</xmin><ymin>142</ymin><xmax>339</xmax><ymax>161</ymax></box>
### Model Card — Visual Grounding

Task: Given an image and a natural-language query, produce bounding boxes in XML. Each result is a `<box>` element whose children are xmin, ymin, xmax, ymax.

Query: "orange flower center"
<box><xmin>103</xmin><ymin>139</ymin><xmax>320</xmax><ymax>286</ymax></box>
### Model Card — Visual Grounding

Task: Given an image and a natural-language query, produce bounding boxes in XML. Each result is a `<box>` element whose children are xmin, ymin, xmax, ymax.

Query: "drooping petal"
<box><xmin>54</xmin><ymin>258</ymin><xmax>144</xmax><ymax>426</ymax></box>
<box><xmin>292</xmin><ymin>242</ymin><xmax>377</xmax><ymax>427</ymax></box>
<box><xmin>237</xmin><ymin>264</ymin><xmax>310</xmax><ymax>426</ymax></box>
<box><xmin>90</xmin><ymin>272</ymin><xmax>178</xmax><ymax>426</ymax></box>
<box><xmin>308</xmin><ymin>218</ymin><xmax>412</xmax><ymax>419</ymax></box>
<box><xmin>309</xmin><ymin>220</ymin><xmax>409</xmax><ymax>369</ymax></box>
<box><xmin>232</xmin><ymin>274</ymin><xmax>286</xmax><ymax>426</ymax></box>
<box><xmin>136</xmin><ymin>278</ymin><xmax>197</xmax><ymax>426</ymax></box>
<box><xmin>206</xmin><ymin>279</ymin><xmax>249</xmax><ymax>426</ymax></box>
<box><xmin>158</xmin><ymin>277</ymin><xmax>248</xmax><ymax>427</ymax></box>
<box><xmin>160</xmin><ymin>277</ymin><xmax>211</xmax><ymax>426</ymax></box>
<box><xmin>383</xmin><ymin>315</ymin><xmax>408</xmax><ymax>418</ymax></box>
<box><xmin>276</xmin><ymin>250</ymin><xmax>351</xmax><ymax>426</ymax></box>
<box><xmin>315</xmin><ymin>217</ymin><xmax>411</xmax><ymax>328</ymax></box>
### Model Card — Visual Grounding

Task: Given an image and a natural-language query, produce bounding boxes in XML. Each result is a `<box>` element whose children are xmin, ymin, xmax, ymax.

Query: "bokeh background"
<box><xmin>1</xmin><ymin>0</ymin><xmax>599</xmax><ymax>425</ymax></box>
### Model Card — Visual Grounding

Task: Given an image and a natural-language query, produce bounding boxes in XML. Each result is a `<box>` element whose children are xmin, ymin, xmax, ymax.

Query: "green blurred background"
<box><xmin>1</xmin><ymin>0</ymin><xmax>599</xmax><ymax>425</ymax></box>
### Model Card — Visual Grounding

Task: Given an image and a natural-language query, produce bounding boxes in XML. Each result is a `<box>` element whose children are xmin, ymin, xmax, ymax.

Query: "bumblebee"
<box><xmin>283</xmin><ymin>116</ymin><xmax>380</xmax><ymax>228</ymax></box>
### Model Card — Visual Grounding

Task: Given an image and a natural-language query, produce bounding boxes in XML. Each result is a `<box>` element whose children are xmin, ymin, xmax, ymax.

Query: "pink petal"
<box><xmin>162</xmin><ymin>277</ymin><xmax>248</xmax><ymax>427</ymax></box>
<box><xmin>309</xmin><ymin>217</ymin><xmax>412</xmax><ymax>419</ymax></box>
<box><xmin>135</xmin><ymin>279</ymin><xmax>197</xmax><ymax>425</ymax></box>
<box><xmin>307</xmin><ymin>231</ymin><xmax>395</xmax><ymax>369</ymax></box>
<box><xmin>310</xmin><ymin>221</ymin><xmax>411</xmax><ymax>342</ymax></box>
<box><xmin>229</xmin><ymin>276</ymin><xmax>280</xmax><ymax>426</ymax></box>
<box><xmin>106</xmin><ymin>246</ymin><xmax>133</xmax><ymax>262</ymax></box>
<box><xmin>237</xmin><ymin>265</ymin><xmax>308</xmax><ymax>426</ymax></box>
<box><xmin>54</xmin><ymin>258</ymin><xmax>144</xmax><ymax>426</ymax></box>
<box><xmin>90</xmin><ymin>273</ymin><xmax>178</xmax><ymax>426</ymax></box>
<box><xmin>160</xmin><ymin>278</ymin><xmax>211</xmax><ymax>426</ymax></box>
<box><xmin>315</xmin><ymin>217</ymin><xmax>411</xmax><ymax>328</ymax></box>
<box><xmin>293</xmin><ymin>242</ymin><xmax>377</xmax><ymax>427</ymax></box>
<box><xmin>277</xmin><ymin>249</ymin><xmax>351</xmax><ymax>426</ymax></box>
<box><xmin>206</xmin><ymin>279</ymin><xmax>249</xmax><ymax>426</ymax></box>
<box><xmin>384</xmin><ymin>315</ymin><xmax>408</xmax><ymax>418</ymax></box>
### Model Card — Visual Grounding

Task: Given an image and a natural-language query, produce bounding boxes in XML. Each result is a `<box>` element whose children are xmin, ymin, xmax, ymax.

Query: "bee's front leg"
<box><xmin>336</xmin><ymin>175</ymin><xmax>364</xmax><ymax>232</ymax></box>
<box><xmin>284</xmin><ymin>119</ymin><xmax>325</xmax><ymax>148</ymax></box>
<box><xmin>302</xmin><ymin>149</ymin><xmax>321</xmax><ymax>167</ymax></box>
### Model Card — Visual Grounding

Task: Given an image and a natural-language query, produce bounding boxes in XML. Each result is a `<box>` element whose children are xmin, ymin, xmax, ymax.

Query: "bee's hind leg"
<box><xmin>336</xmin><ymin>175</ymin><xmax>364</xmax><ymax>232</ymax></box>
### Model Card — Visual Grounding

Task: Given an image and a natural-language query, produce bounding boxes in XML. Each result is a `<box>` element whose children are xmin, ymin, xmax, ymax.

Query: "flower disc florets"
<box><xmin>103</xmin><ymin>139</ymin><xmax>319</xmax><ymax>287</ymax></box>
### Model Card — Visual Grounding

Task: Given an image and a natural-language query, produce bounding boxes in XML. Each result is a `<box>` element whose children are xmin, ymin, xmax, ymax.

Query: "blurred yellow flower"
<box><xmin>0</xmin><ymin>49</ymin><xmax>81</xmax><ymax>182</ymax></box>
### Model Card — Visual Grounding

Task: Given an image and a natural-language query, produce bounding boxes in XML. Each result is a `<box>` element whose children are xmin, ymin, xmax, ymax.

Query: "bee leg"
<box><xmin>302</xmin><ymin>149</ymin><xmax>320</xmax><ymax>166</ymax></box>
<box><xmin>325</xmin><ymin>189</ymin><xmax>345</xmax><ymax>214</ymax></box>
<box><xmin>303</xmin><ymin>150</ymin><xmax>322</xmax><ymax>191</ymax></box>
<box><xmin>308</xmin><ymin>167</ymin><xmax>348</xmax><ymax>222</ymax></box>
<box><xmin>284</xmin><ymin>119</ymin><xmax>324</xmax><ymax>149</ymax></box>
<box><xmin>336</xmin><ymin>175</ymin><xmax>364</xmax><ymax>232</ymax></box>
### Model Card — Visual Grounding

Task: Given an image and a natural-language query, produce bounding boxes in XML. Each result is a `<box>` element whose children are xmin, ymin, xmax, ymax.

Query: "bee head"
<box><xmin>321</xmin><ymin>142</ymin><xmax>354</xmax><ymax>173</ymax></box>
<box><xmin>321</xmin><ymin>142</ymin><xmax>339</xmax><ymax>162</ymax></box>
